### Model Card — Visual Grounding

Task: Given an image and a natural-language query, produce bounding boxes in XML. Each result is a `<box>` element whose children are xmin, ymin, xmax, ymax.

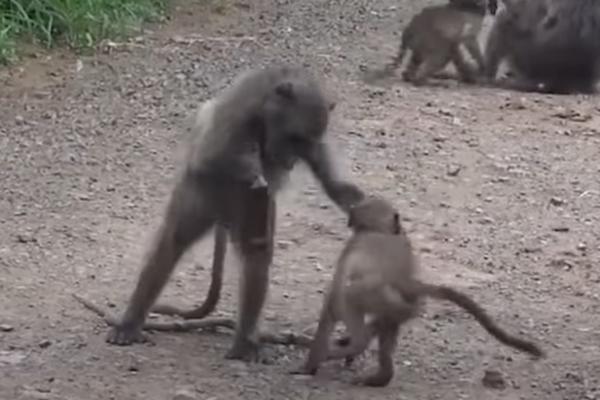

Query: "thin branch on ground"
<box><xmin>72</xmin><ymin>294</ymin><xmax>312</xmax><ymax>346</ymax></box>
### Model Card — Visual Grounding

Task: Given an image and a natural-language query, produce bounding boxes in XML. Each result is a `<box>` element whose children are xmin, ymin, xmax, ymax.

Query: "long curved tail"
<box><xmin>150</xmin><ymin>225</ymin><xmax>226</xmax><ymax>319</ymax></box>
<box><xmin>419</xmin><ymin>282</ymin><xmax>545</xmax><ymax>358</ymax></box>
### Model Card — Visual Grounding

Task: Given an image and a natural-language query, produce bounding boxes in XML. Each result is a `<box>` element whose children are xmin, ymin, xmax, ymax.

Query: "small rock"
<box><xmin>277</xmin><ymin>240</ymin><xmax>292</xmax><ymax>250</ymax></box>
<box><xmin>0</xmin><ymin>350</ymin><xmax>27</xmax><ymax>365</ymax></box>
<box><xmin>502</xmin><ymin>97</ymin><xmax>527</xmax><ymax>110</ymax></box>
<box><xmin>16</xmin><ymin>233</ymin><xmax>36</xmax><ymax>243</ymax></box>
<box><xmin>39</xmin><ymin>339</ymin><xmax>52</xmax><ymax>349</ymax></box>
<box><xmin>553</xmin><ymin>107</ymin><xmax>592</xmax><ymax>122</ymax></box>
<box><xmin>551</xmin><ymin>226</ymin><xmax>570</xmax><ymax>232</ymax></box>
<box><xmin>549</xmin><ymin>197</ymin><xmax>565</xmax><ymax>206</ymax></box>
<box><xmin>447</xmin><ymin>165</ymin><xmax>461</xmax><ymax>177</ymax></box>
<box><xmin>0</xmin><ymin>324</ymin><xmax>14</xmax><ymax>332</ymax></box>
<box><xmin>576</xmin><ymin>242</ymin><xmax>587</xmax><ymax>251</ymax></box>
<box><xmin>482</xmin><ymin>369</ymin><xmax>506</xmax><ymax>389</ymax></box>
<box><xmin>18</xmin><ymin>389</ymin><xmax>53</xmax><ymax>400</ymax></box>
<box><xmin>173</xmin><ymin>389</ymin><xmax>197</xmax><ymax>400</ymax></box>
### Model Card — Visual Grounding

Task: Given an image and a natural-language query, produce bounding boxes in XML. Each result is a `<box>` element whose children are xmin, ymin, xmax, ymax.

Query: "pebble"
<box><xmin>173</xmin><ymin>389</ymin><xmax>197</xmax><ymax>400</ymax></box>
<box><xmin>482</xmin><ymin>369</ymin><xmax>506</xmax><ymax>389</ymax></box>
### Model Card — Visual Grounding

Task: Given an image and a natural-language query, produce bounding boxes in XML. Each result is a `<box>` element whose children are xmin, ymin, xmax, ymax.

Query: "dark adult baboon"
<box><xmin>485</xmin><ymin>0</ymin><xmax>600</xmax><ymax>94</ymax></box>
<box><xmin>105</xmin><ymin>65</ymin><xmax>365</xmax><ymax>362</ymax></box>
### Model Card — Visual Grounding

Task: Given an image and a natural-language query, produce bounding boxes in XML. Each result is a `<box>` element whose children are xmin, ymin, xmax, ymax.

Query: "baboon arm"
<box><xmin>216</xmin><ymin>152</ymin><xmax>267</xmax><ymax>188</ymax></box>
<box><xmin>464</xmin><ymin>38</ymin><xmax>485</xmax><ymax>72</ymax></box>
<box><xmin>303</xmin><ymin>142</ymin><xmax>365</xmax><ymax>212</ymax></box>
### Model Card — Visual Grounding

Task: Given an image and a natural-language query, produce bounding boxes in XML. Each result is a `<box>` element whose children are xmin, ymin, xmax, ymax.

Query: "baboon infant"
<box><xmin>380</xmin><ymin>0</ymin><xmax>492</xmax><ymax>85</ymax></box>
<box><xmin>293</xmin><ymin>196</ymin><xmax>544</xmax><ymax>387</ymax></box>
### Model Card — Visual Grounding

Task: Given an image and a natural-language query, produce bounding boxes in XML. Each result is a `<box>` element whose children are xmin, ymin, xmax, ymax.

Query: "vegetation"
<box><xmin>0</xmin><ymin>0</ymin><xmax>168</xmax><ymax>64</ymax></box>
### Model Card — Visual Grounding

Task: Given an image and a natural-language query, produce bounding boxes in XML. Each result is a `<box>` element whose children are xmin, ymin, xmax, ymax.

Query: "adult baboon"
<box><xmin>105</xmin><ymin>65</ymin><xmax>365</xmax><ymax>362</ymax></box>
<box><xmin>485</xmin><ymin>0</ymin><xmax>600</xmax><ymax>94</ymax></box>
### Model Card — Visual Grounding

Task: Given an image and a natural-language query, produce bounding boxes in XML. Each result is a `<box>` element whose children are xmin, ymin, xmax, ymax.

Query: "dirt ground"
<box><xmin>1</xmin><ymin>0</ymin><xmax>599</xmax><ymax>399</ymax></box>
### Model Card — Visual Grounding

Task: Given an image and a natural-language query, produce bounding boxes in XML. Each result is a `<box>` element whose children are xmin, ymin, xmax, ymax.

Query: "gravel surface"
<box><xmin>1</xmin><ymin>0</ymin><xmax>599</xmax><ymax>399</ymax></box>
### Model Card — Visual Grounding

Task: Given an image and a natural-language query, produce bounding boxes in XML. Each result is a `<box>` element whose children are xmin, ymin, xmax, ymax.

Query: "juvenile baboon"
<box><xmin>293</xmin><ymin>196</ymin><xmax>544</xmax><ymax>387</ymax></box>
<box><xmin>485</xmin><ymin>0</ymin><xmax>600</xmax><ymax>94</ymax></box>
<box><xmin>105</xmin><ymin>65</ymin><xmax>365</xmax><ymax>362</ymax></box>
<box><xmin>377</xmin><ymin>0</ymin><xmax>493</xmax><ymax>86</ymax></box>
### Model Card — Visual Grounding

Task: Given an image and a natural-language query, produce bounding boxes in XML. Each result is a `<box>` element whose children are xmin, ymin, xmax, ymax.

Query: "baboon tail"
<box><xmin>181</xmin><ymin>225</ymin><xmax>226</xmax><ymax>319</ymax></box>
<box><xmin>150</xmin><ymin>225</ymin><xmax>226</xmax><ymax>319</ymax></box>
<box><xmin>419</xmin><ymin>283</ymin><xmax>544</xmax><ymax>358</ymax></box>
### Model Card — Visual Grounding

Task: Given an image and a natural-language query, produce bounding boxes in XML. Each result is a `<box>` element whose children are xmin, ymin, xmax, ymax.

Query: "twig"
<box><xmin>72</xmin><ymin>293</ymin><xmax>235</xmax><ymax>331</ymax></box>
<box><xmin>72</xmin><ymin>294</ymin><xmax>312</xmax><ymax>346</ymax></box>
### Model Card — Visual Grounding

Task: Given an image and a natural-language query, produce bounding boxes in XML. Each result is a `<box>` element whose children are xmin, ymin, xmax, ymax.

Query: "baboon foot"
<box><xmin>401</xmin><ymin>71</ymin><xmax>413</xmax><ymax>82</ymax></box>
<box><xmin>225</xmin><ymin>337</ymin><xmax>265</xmax><ymax>363</ymax></box>
<box><xmin>106</xmin><ymin>325</ymin><xmax>148</xmax><ymax>346</ymax></box>
<box><xmin>353</xmin><ymin>368</ymin><xmax>394</xmax><ymax>387</ymax></box>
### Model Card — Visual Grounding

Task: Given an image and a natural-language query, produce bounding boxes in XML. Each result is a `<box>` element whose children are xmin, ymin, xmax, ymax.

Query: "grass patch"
<box><xmin>0</xmin><ymin>0</ymin><xmax>169</xmax><ymax>65</ymax></box>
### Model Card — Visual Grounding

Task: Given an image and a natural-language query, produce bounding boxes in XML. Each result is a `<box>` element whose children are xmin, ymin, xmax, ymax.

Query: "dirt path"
<box><xmin>1</xmin><ymin>1</ymin><xmax>599</xmax><ymax>399</ymax></box>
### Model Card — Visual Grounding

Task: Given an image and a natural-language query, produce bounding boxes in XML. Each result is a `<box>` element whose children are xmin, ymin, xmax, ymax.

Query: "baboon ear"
<box><xmin>328</xmin><ymin>101</ymin><xmax>337</xmax><ymax>111</ymax></box>
<box><xmin>393</xmin><ymin>213</ymin><xmax>401</xmax><ymax>235</ymax></box>
<box><xmin>274</xmin><ymin>82</ymin><xmax>296</xmax><ymax>101</ymax></box>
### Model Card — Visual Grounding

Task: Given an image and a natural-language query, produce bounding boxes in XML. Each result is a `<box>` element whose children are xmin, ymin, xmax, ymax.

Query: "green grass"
<box><xmin>0</xmin><ymin>0</ymin><xmax>169</xmax><ymax>65</ymax></box>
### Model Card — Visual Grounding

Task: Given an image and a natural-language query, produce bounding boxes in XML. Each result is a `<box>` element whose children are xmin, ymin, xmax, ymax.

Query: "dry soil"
<box><xmin>1</xmin><ymin>1</ymin><xmax>599</xmax><ymax>399</ymax></box>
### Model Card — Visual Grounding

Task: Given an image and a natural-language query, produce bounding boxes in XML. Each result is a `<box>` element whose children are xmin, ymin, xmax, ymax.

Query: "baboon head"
<box><xmin>348</xmin><ymin>196</ymin><xmax>402</xmax><ymax>235</ymax></box>
<box><xmin>501</xmin><ymin>0</ymin><xmax>549</xmax><ymax>37</ymax></box>
<box><xmin>261</xmin><ymin>78</ymin><xmax>336</xmax><ymax>170</ymax></box>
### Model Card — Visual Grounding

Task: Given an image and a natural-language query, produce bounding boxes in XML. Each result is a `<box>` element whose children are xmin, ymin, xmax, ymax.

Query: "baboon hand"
<box><xmin>250</xmin><ymin>175</ymin><xmax>268</xmax><ymax>189</ymax></box>
<box><xmin>106</xmin><ymin>325</ymin><xmax>148</xmax><ymax>346</ymax></box>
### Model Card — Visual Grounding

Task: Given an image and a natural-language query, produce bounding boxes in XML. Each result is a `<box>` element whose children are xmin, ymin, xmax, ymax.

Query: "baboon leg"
<box><xmin>360</xmin><ymin>322</ymin><xmax>400</xmax><ymax>387</ymax></box>
<box><xmin>483</xmin><ymin>23</ymin><xmax>505</xmax><ymax>81</ymax></box>
<box><xmin>402</xmin><ymin>52</ymin><xmax>423</xmax><ymax>82</ymax></box>
<box><xmin>333</xmin><ymin>319</ymin><xmax>378</xmax><ymax>365</ymax></box>
<box><xmin>106</xmin><ymin>175</ymin><xmax>216</xmax><ymax>345</ymax></box>
<box><xmin>326</xmin><ymin>308</ymin><xmax>372</xmax><ymax>361</ymax></box>
<box><xmin>385</xmin><ymin>46</ymin><xmax>407</xmax><ymax>75</ymax></box>
<box><xmin>226</xmin><ymin>189</ymin><xmax>276</xmax><ymax>362</ymax></box>
<box><xmin>412</xmin><ymin>51</ymin><xmax>452</xmax><ymax>86</ymax></box>
<box><xmin>464</xmin><ymin>37</ymin><xmax>486</xmax><ymax>73</ymax></box>
<box><xmin>293</xmin><ymin>302</ymin><xmax>337</xmax><ymax>374</ymax></box>
<box><xmin>451</xmin><ymin>47</ymin><xmax>477</xmax><ymax>83</ymax></box>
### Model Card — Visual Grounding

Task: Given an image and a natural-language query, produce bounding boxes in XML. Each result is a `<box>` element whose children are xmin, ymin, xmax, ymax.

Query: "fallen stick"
<box><xmin>72</xmin><ymin>294</ymin><xmax>312</xmax><ymax>346</ymax></box>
